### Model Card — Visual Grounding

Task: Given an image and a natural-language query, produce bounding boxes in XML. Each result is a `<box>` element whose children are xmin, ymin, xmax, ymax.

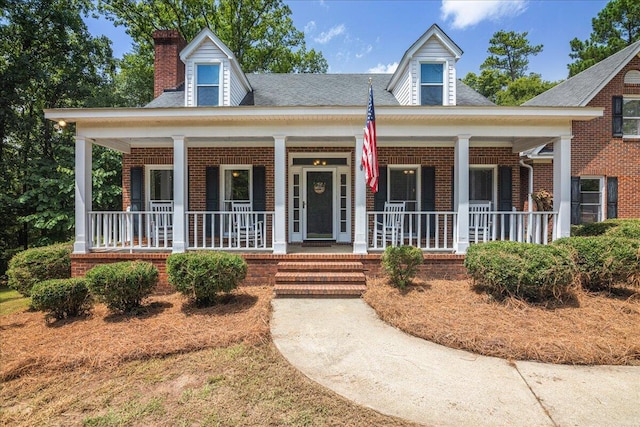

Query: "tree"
<box><xmin>0</xmin><ymin>0</ymin><xmax>121</xmax><ymax>272</ymax></box>
<box><xmin>463</xmin><ymin>30</ymin><xmax>550</xmax><ymax>105</ymax></box>
<box><xmin>568</xmin><ymin>0</ymin><xmax>640</xmax><ymax>77</ymax></box>
<box><xmin>480</xmin><ymin>30</ymin><xmax>543</xmax><ymax>82</ymax></box>
<box><xmin>99</xmin><ymin>0</ymin><xmax>328</xmax><ymax>106</ymax></box>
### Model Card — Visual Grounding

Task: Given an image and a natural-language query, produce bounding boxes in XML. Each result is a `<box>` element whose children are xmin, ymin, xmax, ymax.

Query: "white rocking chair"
<box><xmin>376</xmin><ymin>202</ymin><xmax>405</xmax><ymax>247</ymax></box>
<box><xmin>149</xmin><ymin>200</ymin><xmax>173</xmax><ymax>246</ymax></box>
<box><xmin>469</xmin><ymin>201</ymin><xmax>492</xmax><ymax>243</ymax></box>
<box><xmin>232</xmin><ymin>202</ymin><xmax>264</xmax><ymax>248</ymax></box>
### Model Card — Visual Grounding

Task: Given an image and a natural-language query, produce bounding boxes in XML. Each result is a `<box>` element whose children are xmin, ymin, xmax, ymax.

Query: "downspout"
<box><xmin>520</xmin><ymin>159</ymin><xmax>533</xmax><ymax>213</ymax></box>
<box><xmin>520</xmin><ymin>159</ymin><xmax>534</xmax><ymax>242</ymax></box>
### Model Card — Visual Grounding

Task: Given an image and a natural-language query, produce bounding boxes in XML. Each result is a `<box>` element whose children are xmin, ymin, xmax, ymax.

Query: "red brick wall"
<box><xmin>153</xmin><ymin>30</ymin><xmax>186</xmax><ymax>98</ymax></box>
<box><xmin>532</xmin><ymin>57</ymin><xmax>640</xmax><ymax>219</ymax></box>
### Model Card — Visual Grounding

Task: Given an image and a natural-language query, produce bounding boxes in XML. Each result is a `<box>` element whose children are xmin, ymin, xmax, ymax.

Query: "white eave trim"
<box><xmin>45</xmin><ymin>105</ymin><xmax>604</xmax><ymax>124</ymax></box>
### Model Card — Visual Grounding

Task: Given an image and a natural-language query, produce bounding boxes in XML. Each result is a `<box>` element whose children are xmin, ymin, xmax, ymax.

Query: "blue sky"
<box><xmin>86</xmin><ymin>0</ymin><xmax>610</xmax><ymax>82</ymax></box>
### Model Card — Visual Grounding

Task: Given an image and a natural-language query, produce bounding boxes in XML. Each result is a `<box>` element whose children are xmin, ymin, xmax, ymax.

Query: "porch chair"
<box><xmin>469</xmin><ymin>201</ymin><xmax>492</xmax><ymax>243</ymax></box>
<box><xmin>232</xmin><ymin>202</ymin><xmax>264</xmax><ymax>248</ymax></box>
<box><xmin>149</xmin><ymin>200</ymin><xmax>173</xmax><ymax>245</ymax></box>
<box><xmin>376</xmin><ymin>202</ymin><xmax>406</xmax><ymax>247</ymax></box>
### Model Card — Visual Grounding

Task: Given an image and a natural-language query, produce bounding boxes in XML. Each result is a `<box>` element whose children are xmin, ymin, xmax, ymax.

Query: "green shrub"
<box><xmin>167</xmin><ymin>252</ymin><xmax>247</xmax><ymax>305</ymax></box>
<box><xmin>605</xmin><ymin>222</ymin><xmax>640</xmax><ymax>240</ymax></box>
<box><xmin>381</xmin><ymin>245</ymin><xmax>424</xmax><ymax>289</ymax></box>
<box><xmin>572</xmin><ymin>221</ymin><xmax>618</xmax><ymax>237</ymax></box>
<box><xmin>465</xmin><ymin>241</ymin><xmax>577</xmax><ymax>303</ymax></box>
<box><xmin>572</xmin><ymin>219</ymin><xmax>640</xmax><ymax>238</ymax></box>
<box><xmin>31</xmin><ymin>278</ymin><xmax>93</xmax><ymax>320</ymax></box>
<box><xmin>554</xmin><ymin>236</ymin><xmax>640</xmax><ymax>291</ymax></box>
<box><xmin>7</xmin><ymin>243</ymin><xmax>72</xmax><ymax>296</ymax></box>
<box><xmin>85</xmin><ymin>261</ymin><xmax>158</xmax><ymax>312</ymax></box>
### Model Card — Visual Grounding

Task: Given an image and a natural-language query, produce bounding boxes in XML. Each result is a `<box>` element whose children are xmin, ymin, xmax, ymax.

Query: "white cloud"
<box><xmin>441</xmin><ymin>0</ymin><xmax>527</xmax><ymax>29</ymax></box>
<box><xmin>368</xmin><ymin>62</ymin><xmax>399</xmax><ymax>74</ymax></box>
<box><xmin>304</xmin><ymin>21</ymin><xmax>316</xmax><ymax>33</ymax></box>
<box><xmin>314</xmin><ymin>24</ymin><xmax>346</xmax><ymax>44</ymax></box>
<box><xmin>356</xmin><ymin>45</ymin><xmax>373</xmax><ymax>59</ymax></box>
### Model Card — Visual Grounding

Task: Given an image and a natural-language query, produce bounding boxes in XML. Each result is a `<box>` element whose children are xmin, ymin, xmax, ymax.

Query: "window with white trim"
<box><xmin>388</xmin><ymin>166</ymin><xmax>418</xmax><ymax>212</ymax></box>
<box><xmin>623</xmin><ymin>97</ymin><xmax>640</xmax><ymax>137</ymax></box>
<box><xmin>146</xmin><ymin>166</ymin><xmax>173</xmax><ymax>206</ymax></box>
<box><xmin>420</xmin><ymin>63</ymin><xmax>444</xmax><ymax>106</ymax></box>
<box><xmin>196</xmin><ymin>64</ymin><xmax>220</xmax><ymax>106</ymax></box>
<box><xmin>469</xmin><ymin>168</ymin><xmax>494</xmax><ymax>204</ymax></box>
<box><xmin>222</xmin><ymin>167</ymin><xmax>251</xmax><ymax>211</ymax></box>
<box><xmin>579</xmin><ymin>177</ymin><xmax>604</xmax><ymax>223</ymax></box>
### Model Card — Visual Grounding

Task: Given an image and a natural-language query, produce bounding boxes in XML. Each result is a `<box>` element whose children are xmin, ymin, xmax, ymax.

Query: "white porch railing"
<box><xmin>367</xmin><ymin>211</ymin><xmax>458</xmax><ymax>251</ymax></box>
<box><xmin>89</xmin><ymin>211</ymin><xmax>173</xmax><ymax>251</ymax></box>
<box><xmin>469</xmin><ymin>211</ymin><xmax>557</xmax><ymax>245</ymax></box>
<box><xmin>186</xmin><ymin>211</ymin><xmax>274</xmax><ymax>251</ymax></box>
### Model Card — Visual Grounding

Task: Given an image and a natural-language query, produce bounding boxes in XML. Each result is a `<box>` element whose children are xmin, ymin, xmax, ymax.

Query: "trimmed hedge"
<box><xmin>31</xmin><ymin>278</ymin><xmax>93</xmax><ymax>320</ymax></box>
<box><xmin>7</xmin><ymin>243</ymin><xmax>72</xmax><ymax>296</ymax></box>
<box><xmin>554</xmin><ymin>236</ymin><xmax>640</xmax><ymax>291</ymax></box>
<box><xmin>167</xmin><ymin>252</ymin><xmax>247</xmax><ymax>305</ymax></box>
<box><xmin>85</xmin><ymin>261</ymin><xmax>158</xmax><ymax>313</ymax></box>
<box><xmin>381</xmin><ymin>245</ymin><xmax>423</xmax><ymax>289</ymax></box>
<box><xmin>465</xmin><ymin>241</ymin><xmax>577</xmax><ymax>303</ymax></box>
<box><xmin>572</xmin><ymin>219</ymin><xmax>640</xmax><ymax>238</ymax></box>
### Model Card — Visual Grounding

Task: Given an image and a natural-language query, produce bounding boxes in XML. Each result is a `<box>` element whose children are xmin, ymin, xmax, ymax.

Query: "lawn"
<box><xmin>0</xmin><ymin>287</ymin><xmax>417</xmax><ymax>427</ymax></box>
<box><xmin>364</xmin><ymin>277</ymin><xmax>640</xmax><ymax>365</ymax></box>
<box><xmin>0</xmin><ymin>286</ymin><xmax>31</xmax><ymax>316</ymax></box>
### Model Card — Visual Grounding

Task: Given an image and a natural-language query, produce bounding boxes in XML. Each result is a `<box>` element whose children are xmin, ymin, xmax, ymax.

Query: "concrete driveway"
<box><xmin>271</xmin><ymin>298</ymin><xmax>640</xmax><ymax>427</ymax></box>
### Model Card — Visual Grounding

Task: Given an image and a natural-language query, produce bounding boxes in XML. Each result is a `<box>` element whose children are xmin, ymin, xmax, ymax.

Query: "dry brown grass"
<box><xmin>364</xmin><ymin>278</ymin><xmax>640</xmax><ymax>366</ymax></box>
<box><xmin>0</xmin><ymin>287</ymin><xmax>272</xmax><ymax>381</ymax></box>
<box><xmin>1</xmin><ymin>287</ymin><xmax>417</xmax><ymax>427</ymax></box>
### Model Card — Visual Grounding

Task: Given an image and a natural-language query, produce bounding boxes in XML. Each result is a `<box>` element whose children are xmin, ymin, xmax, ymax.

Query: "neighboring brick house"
<box><xmin>524</xmin><ymin>40</ymin><xmax>640</xmax><ymax>225</ymax></box>
<box><xmin>45</xmin><ymin>24</ymin><xmax>601</xmax><ymax>260</ymax></box>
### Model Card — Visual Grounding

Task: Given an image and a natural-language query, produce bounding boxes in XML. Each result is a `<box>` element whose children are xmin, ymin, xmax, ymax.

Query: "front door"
<box><xmin>305</xmin><ymin>170</ymin><xmax>334</xmax><ymax>239</ymax></box>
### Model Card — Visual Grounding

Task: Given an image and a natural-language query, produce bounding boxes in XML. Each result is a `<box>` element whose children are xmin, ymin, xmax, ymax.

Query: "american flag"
<box><xmin>362</xmin><ymin>83</ymin><xmax>378</xmax><ymax>193</ymax></box>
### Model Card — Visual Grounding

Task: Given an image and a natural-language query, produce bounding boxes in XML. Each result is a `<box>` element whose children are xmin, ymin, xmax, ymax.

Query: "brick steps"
<box><xmin>274</xmin><ymin>261</ymin><xmax>367</xmax><ymax>298</ymax></box>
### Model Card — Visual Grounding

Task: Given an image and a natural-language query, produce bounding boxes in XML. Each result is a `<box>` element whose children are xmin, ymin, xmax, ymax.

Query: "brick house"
<box><xmin>45</xmin><ymin>25</ymin><xmax>603</xmax><ymax>289</ymax></box>
<box><xmin>524</xmin><ymin>40</ymin><xmax>640</xmax><ymax>224</ymax></box>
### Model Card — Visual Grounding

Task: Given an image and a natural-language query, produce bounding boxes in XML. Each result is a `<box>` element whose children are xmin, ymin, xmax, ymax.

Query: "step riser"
<box><xmin>274</xmin><ymin>261</ymin><xmax>367</xmax><ymax>298</ymax></box>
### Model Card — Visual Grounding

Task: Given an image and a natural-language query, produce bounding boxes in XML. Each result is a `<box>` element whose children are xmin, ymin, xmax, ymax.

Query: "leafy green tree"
<box><xmin>0</xmin><ymin>0</ymin><xmax>121</xmax><ymax>271</ymax></box>
<box><xmin>480</xmin><ymin>30</ymin><xmax>543</xmax><ymax>82</ymax></box>
<box><xmin>463</xmin><ymin>30</ymin><xmax>551</xmax><ymax>105</ymax></box>
<box><xmin>494</xmin><ymin>74</ymin><xmax>557</xmax><ymax>106</ymax></box>
<box><xmin>99</xmin><ymin>0</ymin><xmax>328</xmax><ymax>106</ymax></box>
<box><xmin>568</xmin><ymin>0</ymin><xmax>640</xmax><ymax>76</ymax></box>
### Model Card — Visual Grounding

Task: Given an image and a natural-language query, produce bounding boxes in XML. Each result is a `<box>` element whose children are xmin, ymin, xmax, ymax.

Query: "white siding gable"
<box><xmin>181</xmin><ymin>29</ymin><xmax>251</xmax><ymax>107</ymax></box>
<box><xmin>388</xmin><ymin>24</ymin><xmax>461</xmax><ymax>106</ymax></box>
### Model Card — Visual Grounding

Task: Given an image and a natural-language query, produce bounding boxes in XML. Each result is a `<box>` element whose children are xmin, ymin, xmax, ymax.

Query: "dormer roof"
<box><xmin>387</xmin><ymin>24</ymin><xmax>463</xmax><ymax>93</ymax></box>
<box><xmin>180</xmin><ymin>27</ymin><xmax>252</xmax><ymax>92</ymax></box>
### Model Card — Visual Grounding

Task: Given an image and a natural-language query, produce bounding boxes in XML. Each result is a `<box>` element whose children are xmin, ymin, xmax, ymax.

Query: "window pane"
<box><xmin>580</xmin><ymin>179</ymin><xmax>600</xmax><ymax>192</ymax></box>
<box><xmin>389</xmin><ymin>169</ymin><xmax>417</xmax><ymax>205</ymax></box>
<box><xmin>469</xmin><ymin>169</ymin><xmax>492</xmax><ymax>202</ymax></box>
<box><xmin>150</xmin><ymin>170</ymin><xmax>173</xmax><ymax>200</ymax></box>
<box><xmin>197</xmin><ymin>64</ymin><xmax>219</xmax><ymax>85</ymax></box>
<box><xmin>581</xmin><ymin>193</ymin><xmax>600</xmax><ymax>204</ymax></box>
<box><xmin>623</xmin><ymin>118</ymin><xmax>640</xmax><ymax>135</ymax></box>
<box><xmin>421</xmin><ymin>63</ymin><xmax>443</xmax><ymax>84</ymax></box>
<box><xmin>580</xmin><ymin>205</ymin><xmax>599</xmax><ymax>224</ymax></box>
<box><xmin>623</xmin><ymin>99</ymin><xmax>640</xmax><ymax>117</ymax></box>
<box><xmin>224</xmin><ymin>169</ymin><xmax>250</xmax><ymax>201</ymax></box>
<box><xmin>421</xmin><ymin>86</ymin><xmax>443</xmax><ymax>106</ymax></box>
<box><xmin>197</xmin><ymin>86</ymin><xmax>219</xmax><ymax>106</ymax></box>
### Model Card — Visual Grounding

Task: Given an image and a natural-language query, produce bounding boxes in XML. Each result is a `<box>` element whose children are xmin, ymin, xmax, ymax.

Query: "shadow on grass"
<box><xmin>103</xmin><ymin>301</ymin><xmax>174</xmax><ymax>323</ymax></box>
<box><xmin>470</xmin><ymin>283</ymin><xmax>581</xmax><ymax>310</ymax></box>
<box><xmin>180</xmin><ymin>292</ymin><xmax>259</xmax><ymax>316</ymax></box>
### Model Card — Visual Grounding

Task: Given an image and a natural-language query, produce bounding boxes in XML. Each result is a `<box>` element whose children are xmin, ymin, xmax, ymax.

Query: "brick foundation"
<box><xmin>71</xmin><ymin>251</ymin><xmax>468</xmax><ymax>294</ymax></box>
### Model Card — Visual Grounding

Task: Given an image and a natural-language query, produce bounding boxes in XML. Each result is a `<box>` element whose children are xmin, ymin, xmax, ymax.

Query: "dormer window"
<box><xmin>420</xmin><ymin>63</ymin><xmax>444</xmax><ymax>106</ymax></box>
<box><xmin>196</xmin><ymin>64</ymin><xmax>220</xmax><ymax>106</ymax></box>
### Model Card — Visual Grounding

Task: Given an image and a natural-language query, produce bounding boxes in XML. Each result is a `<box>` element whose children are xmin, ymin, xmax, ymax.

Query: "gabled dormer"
<box><xmin>387</xmin><ymin>24</ymin><xmax>462</xmax><ymax>106</ymax></box>
<box><xmin>179</xmin><ymin>28</ymin><xmax>252</xmax><ymax>107</ymax></box>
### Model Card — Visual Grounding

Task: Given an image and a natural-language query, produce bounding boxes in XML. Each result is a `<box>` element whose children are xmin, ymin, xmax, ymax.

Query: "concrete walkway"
<box><xmin>271</xmin><ymin>299</ymin><xmax>640</xmax><ymax>427</ymax></box>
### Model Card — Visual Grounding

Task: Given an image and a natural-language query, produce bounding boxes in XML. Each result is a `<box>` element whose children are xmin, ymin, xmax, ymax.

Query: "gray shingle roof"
<box><xmin>524</xmin><ymin>40</ymin><xmax>640</xmax><ymax>107</ymax></box>
<box><xmin>145</xmin><ymin>74</ymin><xmax>494</xmax><ymax>108</ymax></box>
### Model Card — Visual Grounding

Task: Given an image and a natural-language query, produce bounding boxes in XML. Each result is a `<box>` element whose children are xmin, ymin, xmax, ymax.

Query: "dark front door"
<box><xmin>306</xmin><ymin>171</ymin><xmax>334</xmax><ymax>239</ymax></box>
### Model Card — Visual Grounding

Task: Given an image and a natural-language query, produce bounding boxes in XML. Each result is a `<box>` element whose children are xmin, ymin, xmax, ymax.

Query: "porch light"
<box><xmin>58</xmin><ymin>120</ymin><xmax>67</xmax><ymax>128</ymax></box>
<box><xmin>232</xmin><ymin>171</ymin><xmax>240</xmax><ymax>178</ymax></box>
<box><xmin>403</xmin><ymin>169</ymin><xmax>415</xmax><ymax>174</ymax></box>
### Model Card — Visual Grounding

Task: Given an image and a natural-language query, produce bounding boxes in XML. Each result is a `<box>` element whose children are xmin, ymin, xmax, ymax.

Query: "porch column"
<box><xmin>353</xmin><ymin>135</ymin><xmax>367</xmax><ymax>254</ymax></box>
<box><xmin>73</xmin><ymin>136</ymin><xmax>92</xmax><ymax>254</ymax></box>
<box><xmin>454</xmin><ymin>134</ymin><xmax>470</xmax><ymax>253</ymax></box>
<box><xmin>273</xmin><ymin>135</ymin><xmax>287</xmax><ymax>254</ymax></box>
<box><xmin>172</xmin><ymin>135</ymin><xmax>188</xmax><ymax>253</ymax></box>
<box><xmin>553</xmin><ymin>135</ymin><xmax>572</xmax><ymax>239</ymax></box>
